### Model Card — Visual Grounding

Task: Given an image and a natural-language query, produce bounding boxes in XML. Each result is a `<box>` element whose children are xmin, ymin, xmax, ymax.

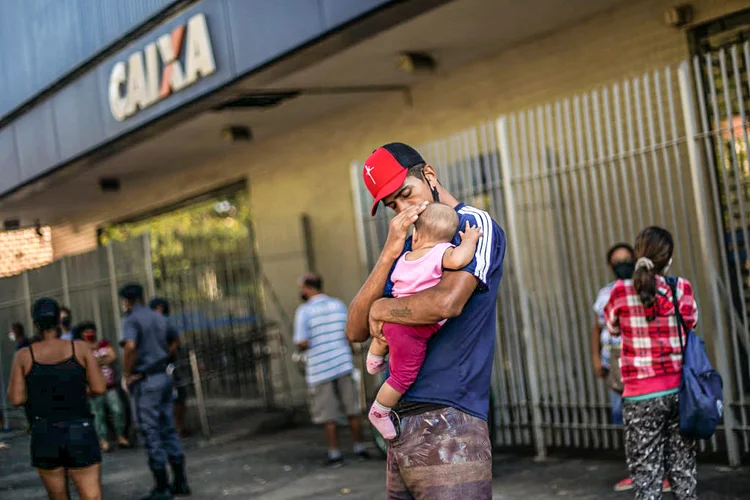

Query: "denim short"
<box><xmin>31</xmin><ymin>417</ymin><xmax>101</xmax><ymax>470</ymax></box>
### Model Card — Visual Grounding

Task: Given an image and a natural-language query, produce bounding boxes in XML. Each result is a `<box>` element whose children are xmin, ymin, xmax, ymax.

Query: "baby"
<box><xmin>367</xmin><ymin>202</ymin><xmax>483</xmax><ymax>439</ymax></box>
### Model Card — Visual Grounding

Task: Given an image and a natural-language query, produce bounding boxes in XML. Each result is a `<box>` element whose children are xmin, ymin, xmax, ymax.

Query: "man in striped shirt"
<box><xmin>293</xmin><ymin>273</ymin><xmax>369</xmax><ymax>467</ymax></box>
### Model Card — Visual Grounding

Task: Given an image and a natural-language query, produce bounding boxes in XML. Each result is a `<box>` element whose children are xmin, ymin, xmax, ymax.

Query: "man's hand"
<box><xmin>121</xmin><ymin>374</ymin><xmax>142</xmax><ymax>393</ymax></box>
<box><xmin>459</xmin><ymin>221</ymin><xmax>483</xmax><ymax>244</ymax></box>
<box><xmin>382</xmin><ymin>202</ymin><xmax>428</xmax><ymax>260</ymax></box>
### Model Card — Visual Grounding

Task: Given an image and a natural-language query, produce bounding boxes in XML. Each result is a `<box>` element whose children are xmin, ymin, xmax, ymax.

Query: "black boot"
<box><xmin>170</xmin><ymin>458</ymin><xmax>191</xmax><ymax>496</ymax></box>
<box><xmin>139</xmin><ymin>468</ymin><xmax>173</xmax><ymax>500</ymax></box>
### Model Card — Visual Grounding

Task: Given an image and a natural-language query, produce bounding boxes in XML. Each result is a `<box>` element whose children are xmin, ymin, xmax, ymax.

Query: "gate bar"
<box><xmin>61</xmin><ymin>257</ymin><xmax>70</xmax><ymax>307</ymax></box>
<box><xmin>22</xmin><ymin>271</ymin><xmax>32</xmax><ymax>333</ymax></box>
<box><xmin>143</xmin><ymin>234</ymin><xmax>156</xmax><ymax>299</ymax></box>
<box><xmin>497</xmin><ymin>116</ymin><xmax>546</xmax><ymax>459</ymax></box>
<box><xmin>189</xmin><ymin>349</ymin><xmax>211</xmax><ymax>439</ymax></box>
<box><xmin>106</xmin><ymin>245</ymin><xmax>122</xmax><ymax>341</ymax></box>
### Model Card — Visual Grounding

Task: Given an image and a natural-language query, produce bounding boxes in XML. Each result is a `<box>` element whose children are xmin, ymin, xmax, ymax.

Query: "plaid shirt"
<box><xmin>604</xmin><ymin>276</ymin><xmax>698</xmax><ymax>397</ymax></box>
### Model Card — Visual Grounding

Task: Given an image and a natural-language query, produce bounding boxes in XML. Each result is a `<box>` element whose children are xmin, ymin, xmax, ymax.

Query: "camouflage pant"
<box><xmin>90</xmin><ymin>388</ymin><xmax>127</xmax><ymax>440</ymax></box>
<box><xmin>623</xmin><ymin>393</ymin><xmax>697</xmax><ymax>500</ymax></box>
<box><xmin>386</xmin><ymin>407</ymin><xmax>492</xmax><ymax>500</ymax></box>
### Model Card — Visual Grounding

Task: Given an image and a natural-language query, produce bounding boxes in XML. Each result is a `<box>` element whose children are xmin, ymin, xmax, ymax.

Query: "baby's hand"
<box><xmin>459</xmin><ymin>221</ymin><xmax>483</xmax><ymax>242</ymax></box>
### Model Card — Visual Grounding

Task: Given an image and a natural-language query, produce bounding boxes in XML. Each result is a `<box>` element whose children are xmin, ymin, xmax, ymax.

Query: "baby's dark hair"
<box><xmin>414</xmin><ymin>203</ymin><xmax>458</xmax><ymax>243</ymax></box>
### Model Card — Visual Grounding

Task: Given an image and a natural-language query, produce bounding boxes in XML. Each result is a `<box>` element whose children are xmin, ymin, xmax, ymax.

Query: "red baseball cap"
<box><xmin>363</xmin><ymin>142</ymin><xmax>426</xmax><ymax>215</ymax></box>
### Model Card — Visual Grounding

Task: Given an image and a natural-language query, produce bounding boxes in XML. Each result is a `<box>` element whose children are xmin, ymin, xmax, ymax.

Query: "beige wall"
<box><xmin>50</xmin><ymin>0</ymin><xmax>748</xmax><ymax>307</ymax></box>
<box><xmin>51</xmin><ymin>223</ymin><xmax>98</xmax><ymax>259</ymax></box>
<box><xmin>0</xmin><ymin>226</ymin><xmax>53</xmax><ymax>277</ymax></box>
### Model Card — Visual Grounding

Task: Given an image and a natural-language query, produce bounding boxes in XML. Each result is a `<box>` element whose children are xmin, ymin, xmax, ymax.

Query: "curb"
<box><xmin>193</xmin><ymin>409</ymin><xmax>298</xmax><ymax>448</ymax></box>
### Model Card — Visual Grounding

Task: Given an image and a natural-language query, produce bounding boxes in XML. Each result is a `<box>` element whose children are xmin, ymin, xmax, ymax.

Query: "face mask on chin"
<box><xmin>612</xmin><ymin>262</ymin><xmax>635</xmax><ymax>280</ymax></box>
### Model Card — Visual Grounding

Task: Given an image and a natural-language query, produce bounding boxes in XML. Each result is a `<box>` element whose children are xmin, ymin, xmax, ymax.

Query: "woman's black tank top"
<box><xmin>25</xmin><ymin>341</ymin><xmax>91</xmax><ymax>421</ymax></box>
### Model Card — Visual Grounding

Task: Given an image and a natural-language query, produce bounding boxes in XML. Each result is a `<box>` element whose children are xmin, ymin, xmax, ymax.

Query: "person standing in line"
<box><xmin>346</xmin><ymin>143</ymin><xmax>505</xmax><ymax>499</ymax></box>
<box><xmin>79</xmin><ymin>322</ymin><xmax>131</xmax><ymax>452</ymax></box>
<box><xmin>59</xmin><ymin>308</ymin><xmax>74</xmax><ymax>341</ymax></box>
<box><xmin>10</xmin><ymin>322</ymin><xmax>30</xmax><ymax>352</ymax></box>
<box><xmin>2</xmin><ymin>323</ymin><xmax>30</xmax><ymax>440</ymax></box>
<box><xmin>9</xmin><ymin>322</ymin><xmax>34</xmax><ymax>434</ymax></box>
<box><xmin>7</xmin><ymin>298</ymin><xmax>105</xmax><ymax>500</ymax></box>
<box><xmin>1</xmin><ymin>324</ymin><xmax>28</xmax><ymax>436</ymax></box>
<box><xmin>294</xmin><ymin>273</ymin><xmax>370</xmax><ymax>467</ymax></box>
<box><xmin>592</xmin><ymin>243</ymin><xmax>672</xmax><ymax>493</ymax></box>
<box><xmin>149</xmin><ymin>298</ymin><xmax>190</xmax><ymax>439</ymax></box>
<box><xmin>604</xmin><ymin>227</ymin><xmax>698</xmax><ymax>500</ymax></box>
<box><xmin>120</xmin><ymin>284</ymin><xmax>190</xmax><ymax>500</ymax></box>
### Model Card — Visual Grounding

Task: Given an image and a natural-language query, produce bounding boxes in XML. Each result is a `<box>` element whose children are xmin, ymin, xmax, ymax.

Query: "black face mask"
<box><xmin>61</xmin><ymin>317</ymin><xmax>72</xmax><ymax>330</ymax></box>
<box><xmin>299</xmin><ymin>293</ymin><xmax>309</xmax><ymax>303</ymax></box>
<box><xmin>612</xmin><ymin>262</ymin><xmax>635</xmax><ymax>280</ymax></box>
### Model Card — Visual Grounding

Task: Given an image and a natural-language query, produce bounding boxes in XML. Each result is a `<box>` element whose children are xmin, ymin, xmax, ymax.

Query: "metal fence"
<box><xmin>692</xmin><ymin>42</ymin><xmax>750</xmax><ymax>462</ymax></box>
<box><xmin>0</xmin><ymin>232</ymin><xmax>296</xmax><ymax>435</ymax></box>
<box><xmin>351</xmin><ymin>42</ymin><xmax>750</xmax><ymax>466</ymax></box>
<box><xmin>0</xmin><ymin>237</ymin><xmax>150</xmax><ymax>428</ymax></box>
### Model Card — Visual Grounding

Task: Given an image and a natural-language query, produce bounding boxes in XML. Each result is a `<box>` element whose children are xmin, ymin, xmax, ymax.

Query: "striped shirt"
<box><xmin>293</xmin><ymin>294</ymin><xmax>353</xmax><ymax>386</ymax></box>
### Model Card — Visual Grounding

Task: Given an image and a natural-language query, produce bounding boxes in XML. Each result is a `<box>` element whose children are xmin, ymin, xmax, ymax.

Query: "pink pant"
<box><xmin>383</xmin><ymin>323</ymin><xmax>441</xmax><ymax>394</ymax></box>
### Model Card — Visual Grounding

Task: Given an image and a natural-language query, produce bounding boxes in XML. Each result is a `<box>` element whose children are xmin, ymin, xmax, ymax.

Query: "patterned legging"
<box><xmin>623</xmin><ymin>393</ymin><xmax>697</xmax><ymax>500</ymax></box>
<box><xmin>91</xmin><ymin>388</ymin><xmax>127</xmax><ymax>440</ymax></box>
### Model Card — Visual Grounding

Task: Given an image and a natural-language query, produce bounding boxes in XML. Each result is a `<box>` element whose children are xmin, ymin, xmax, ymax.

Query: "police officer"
<box><xmin>149</xmin><ymin>297</ymin><xmax>189</xmax><ymax>438</ymax></box>
<box><xmin>119</xmin><ymin>284</ymin><xmax>191</xmax><ymax>499</ymax></box>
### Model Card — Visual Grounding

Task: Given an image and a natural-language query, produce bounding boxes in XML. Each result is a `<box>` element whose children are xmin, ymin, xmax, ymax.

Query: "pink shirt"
<box><xmin>391</xmin><ymin>242</ymin><xmax>453</xmax><ymax>298</ymax></box>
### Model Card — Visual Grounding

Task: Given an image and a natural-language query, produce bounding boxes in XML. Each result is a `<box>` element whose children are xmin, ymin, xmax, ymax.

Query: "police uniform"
<box><xmin>122</xmin><ymin>302</ymin><xmax>189</xmax><ymax>499</ymax></box>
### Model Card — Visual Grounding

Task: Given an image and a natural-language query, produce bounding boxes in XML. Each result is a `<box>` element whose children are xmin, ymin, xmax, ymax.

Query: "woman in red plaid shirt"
<box><xmin>604</xmin><ymin>227</ymin><xmax>698</xmax><ymax>500</ymax></box>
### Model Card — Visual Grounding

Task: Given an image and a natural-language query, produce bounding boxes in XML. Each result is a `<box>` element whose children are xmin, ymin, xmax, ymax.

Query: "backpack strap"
<box><xmin>665</xmin><ymin>276</ymin><xmax>686</xmax><ymax>354</ymax></box>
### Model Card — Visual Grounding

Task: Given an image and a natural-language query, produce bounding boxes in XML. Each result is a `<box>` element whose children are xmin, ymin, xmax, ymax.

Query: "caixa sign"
<box><xmin>108</xmin><ymin>13</ymin><xmax>216</xmax><ymax>121</ymax></box>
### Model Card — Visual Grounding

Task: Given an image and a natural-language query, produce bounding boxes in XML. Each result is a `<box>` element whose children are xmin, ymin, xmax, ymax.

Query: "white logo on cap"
<box><xmin>364</xmin><ymin>165</ymin><xmax>376</xmax><ymax>184</ymax></box>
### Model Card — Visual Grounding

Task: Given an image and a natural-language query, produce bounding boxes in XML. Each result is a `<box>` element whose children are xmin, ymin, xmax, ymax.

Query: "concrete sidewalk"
<box><xmin>1</xmin><ymin>418</ymin><xmax>748</xmax><ymax>499</ymax></box>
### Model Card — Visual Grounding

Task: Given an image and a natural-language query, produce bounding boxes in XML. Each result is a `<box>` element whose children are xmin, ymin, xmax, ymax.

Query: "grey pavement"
<box><xmin>1</xmin><ymin>417</ymin><xmax>748</xmax><ymax>499</ymax></box>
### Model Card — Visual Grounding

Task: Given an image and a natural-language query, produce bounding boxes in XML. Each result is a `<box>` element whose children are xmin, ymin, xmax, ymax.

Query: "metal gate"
<box><xmin>0</xmin><ymin>237</ymin><xmax>151</xmax><ymax>428</ymax></box>
<box><xmin>351</xmin><ymin>43</ymin><xmax>750</xmax><ymax>466</ymax></box>
<box><xmin>97</xmin><ymin>188</ymin><xmax>298</xmax><ymax>425</ymax></box>
<box><xmin>691</xmin><ymin>41</ymin><xmax>750</xmax><ymax>464</ymax></box>
<box><xmin>0</xmin><ymin>231</ymin><xmax>296</xmax><ymax>436</ymax></box>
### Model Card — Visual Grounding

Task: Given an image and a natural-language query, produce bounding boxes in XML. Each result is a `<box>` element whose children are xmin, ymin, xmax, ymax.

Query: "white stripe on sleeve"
<box><xmin>459</xmin><ymin>206</ymin><xmax>494</xmax><ymax>283</ymax></box>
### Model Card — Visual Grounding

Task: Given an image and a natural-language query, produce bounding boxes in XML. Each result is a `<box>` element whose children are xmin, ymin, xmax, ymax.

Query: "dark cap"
<box><xmin>32</xmin><ymin>298</ymin><xmax>61</xmax><ymax>326</ymax></box>
<box><xmin>362</xmin><ymin>142</ymin><xmax>425</xmax><ymax>215</ymax></box>
<box><xmin>119</xmin><ymin>283</ymin><xmax>144</xmax><ymax>302</ymax></box>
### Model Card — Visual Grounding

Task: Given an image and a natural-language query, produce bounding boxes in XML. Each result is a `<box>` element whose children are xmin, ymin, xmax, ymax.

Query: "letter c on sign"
<box><xmin>109</xmin><ymin>62</ymin><xmax>128</xmax><ymax>122</ymax></box>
